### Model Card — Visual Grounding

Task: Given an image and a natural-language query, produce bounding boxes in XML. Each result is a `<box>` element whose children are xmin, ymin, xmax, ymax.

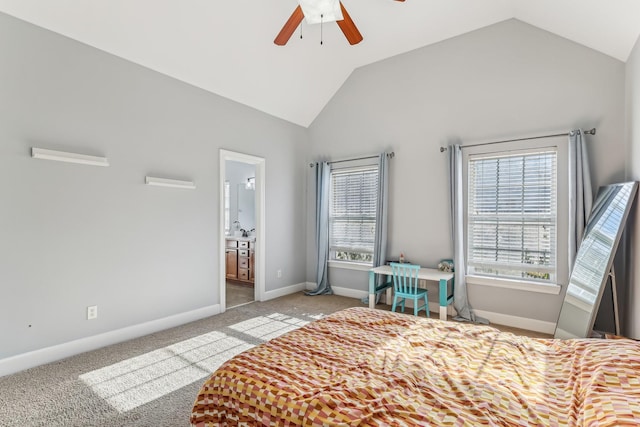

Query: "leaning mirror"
<box><xmin>554</xmin><ymin>181</ymin><xmax>638</xmax><ymax>339</ymax></box>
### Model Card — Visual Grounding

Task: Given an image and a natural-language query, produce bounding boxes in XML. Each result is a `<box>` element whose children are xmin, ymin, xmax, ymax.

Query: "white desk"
<box><xmin>368</xmin><ymin>265</ymin><xmax>455</xmax><ymax>320</ymax></box>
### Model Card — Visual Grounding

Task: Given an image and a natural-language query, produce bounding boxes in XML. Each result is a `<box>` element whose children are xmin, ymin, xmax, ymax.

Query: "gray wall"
<box><xmin>0</xmin><ymin>11</ymin><xmax>633</xmax><ymax>363</ymax></box>
<box><xmin>0</xmin><ymin>12</ymin><xmax>308</xmax><ymax>359</ymax></box>
<box><xmin>306</xmin><ymin>19</ymin><xmax>626</xmax><ymax>324</ymax></box>
<box><xmin>625</xmin><ymin>34</ymin><xmax>640</xmax><ymax>339</ymax></box>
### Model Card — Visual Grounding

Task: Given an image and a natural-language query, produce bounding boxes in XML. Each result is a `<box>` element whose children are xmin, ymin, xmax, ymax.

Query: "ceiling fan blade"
<box><xmin>336</xmin><ymin>2</ymin><xmax>363</xmax><ymax>45</ymax></box>
<box><xmin>274</xmin><ymin>5</ymin><xmax>304</xmax><ymax>46</ymax></box>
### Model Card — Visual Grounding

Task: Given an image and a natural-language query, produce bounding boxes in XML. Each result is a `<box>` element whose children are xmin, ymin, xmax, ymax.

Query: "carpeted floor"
<box><xmin>0</xmin><ymin>292</ymin><xmax>364</xmax><ymax>427</ymax></box>
<box><xmin>0</xmin><ymin>292</ymin><xmax>549</xmax><ymax>427</ymax></box>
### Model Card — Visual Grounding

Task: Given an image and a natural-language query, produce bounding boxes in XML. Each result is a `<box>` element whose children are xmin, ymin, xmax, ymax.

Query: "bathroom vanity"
<box><xmin>225</xmin><ymin>237</ymin><xmax>255</xmax><ymax>284</ymax></box>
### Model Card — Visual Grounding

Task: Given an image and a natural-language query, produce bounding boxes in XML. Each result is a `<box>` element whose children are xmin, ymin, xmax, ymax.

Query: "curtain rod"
<box><xmin>438</xmin><ymin>128</ymin><xmax>596</xmax><ymax>152</ymax></box>
<box><xmin>309</xmin><ymin>152</ymin><xmax>395</xmax><ymax>167</ymax></box>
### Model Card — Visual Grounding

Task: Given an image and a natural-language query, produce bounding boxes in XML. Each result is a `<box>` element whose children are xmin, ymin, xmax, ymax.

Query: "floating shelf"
<box><xmin>31</xmin><ymin>148</ymin><xmax>109</xmax><ymax>167</ymax></box>
<box><xmin>145</xmin><ymin>176</ymin><xmax>196</xmax><ymax>189</ymax></box>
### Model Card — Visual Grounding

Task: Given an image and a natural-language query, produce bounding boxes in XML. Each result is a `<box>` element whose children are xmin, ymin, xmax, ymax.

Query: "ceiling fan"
<box><xmin>274</xmin><ymin>0</ymin><xmax>405</xmax><ymax>46</ymax></box>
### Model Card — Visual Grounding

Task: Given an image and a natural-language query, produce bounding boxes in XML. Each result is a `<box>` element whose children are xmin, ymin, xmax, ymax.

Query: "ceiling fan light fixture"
<box><xmin>297</xmin><ymin>0</ymin><xmax>343</xmax><ymax>24</ymax></box>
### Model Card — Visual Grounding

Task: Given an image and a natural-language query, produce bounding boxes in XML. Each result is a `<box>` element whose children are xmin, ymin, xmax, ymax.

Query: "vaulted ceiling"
<box><xmin>1</xmin><ymin>0</ymin><xmax>639</xmax><ymax>127</ymax></box>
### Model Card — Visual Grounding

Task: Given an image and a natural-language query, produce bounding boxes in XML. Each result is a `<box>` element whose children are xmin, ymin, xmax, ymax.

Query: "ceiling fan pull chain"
<box><xmin>299</xmin><ymin>22</ymin><xmax>303</xmax><ymax>40</ymax></box>
<box><xmin>320</xmin><ymin>13</ymin><xmax>324</xmax><ymax>45</ymax></box>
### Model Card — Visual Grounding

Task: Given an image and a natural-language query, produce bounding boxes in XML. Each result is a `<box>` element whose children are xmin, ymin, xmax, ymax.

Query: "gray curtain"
<box><xmin>372</xmin><ymin>153</ymin><xmax>390</xmax><ymax>300</ymax></box>
<box><xmin>361</xmin><ymin>153</ymin><xmax>390</xmax><ymax>305</ymax></box>
<box><xmin>306</xmin><ymin>161</ymin><xmax>332</xmax><ymax>295</ymax></box>
<box><xmin>373</xmin><ymin>153</ymin><xmax>389</xmax><ymax>271</ymax></box>
<box><xmin>448</xmin><ymin>144</ymin><xmax>488</xmax><ymax>324</ymax></box>
<box><xmin>568</xmin><ymin>129</ymin><xmax>593</xmax><ymax>270</ymax></box>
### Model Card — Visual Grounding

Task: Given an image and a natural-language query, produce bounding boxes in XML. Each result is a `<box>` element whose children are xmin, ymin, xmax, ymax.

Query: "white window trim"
<box><xmin>466</xmin><ymin>274</ymin><xmax>561</xmax><ymax>295</ymax></box>
<box><xmin>463</xmin><ymin>136</ymin><xmax>569</xmax><ymax>290</ymax></box>
<box><xmin>328</xmin><ymin>260</ymin><xmax>373</xmax><ymax>271</ymax></box>
<box><xmin>467</xmin><ymin>146</ymin><xmax>558</xmax><ymax>282</ymax></box>
<box><xmin>329</xmin><ymin>163</ymin><xmax>378</xmax><ymax>264</ymax></box>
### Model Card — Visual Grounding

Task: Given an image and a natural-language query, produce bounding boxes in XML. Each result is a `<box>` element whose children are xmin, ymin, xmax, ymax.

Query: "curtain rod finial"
<box><xmin>440</xmin><ymin>147</ymin><xmax>447</xmax><ymax>152</ymax></box>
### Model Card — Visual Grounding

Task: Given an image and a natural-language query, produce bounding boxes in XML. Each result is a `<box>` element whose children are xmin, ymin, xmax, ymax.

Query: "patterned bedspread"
<box><xmin>191</xmin><ymin>307</ymin><xmax>640</xmax><ymax>426</ymax></box>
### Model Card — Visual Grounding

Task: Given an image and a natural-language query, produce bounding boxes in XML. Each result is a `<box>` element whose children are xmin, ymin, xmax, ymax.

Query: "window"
<box><xmin>329</xmin><ymin>166</ymin><xmax>378</xmax><ymax>264</ymax></box>
<box><xmin>467</xmin><ymin>149</ymin><xmax>557</xmax><ymax>283</ymax></box>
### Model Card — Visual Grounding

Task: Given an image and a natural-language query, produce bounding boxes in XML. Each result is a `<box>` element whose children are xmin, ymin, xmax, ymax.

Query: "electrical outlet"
<box><xmin>87</xmin><ymin>305</ymin><xmax>98</xmax><ymax>320</ymax></box>
<box><xmin>277</xmin><ymin>269</ymin><xmax>282</xmax><ymax>278</ymax></box>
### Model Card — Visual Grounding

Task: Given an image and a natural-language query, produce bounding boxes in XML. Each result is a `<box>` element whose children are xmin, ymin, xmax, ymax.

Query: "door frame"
<box><xmin>219</xmin><ymin>149</ymin><xmax>266</xmax><ymax>312</ymax></box>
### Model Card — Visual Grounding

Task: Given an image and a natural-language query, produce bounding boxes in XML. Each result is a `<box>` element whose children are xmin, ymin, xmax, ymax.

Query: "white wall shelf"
<box><xmin>31</xmin><ymin>148</ymin><xmax>109</xmax><ymax>167</ymax></box>
<box><xmin>145</xmin><ymin>176</ymin><xmax>196</xmax><ymax>189</ymax></box>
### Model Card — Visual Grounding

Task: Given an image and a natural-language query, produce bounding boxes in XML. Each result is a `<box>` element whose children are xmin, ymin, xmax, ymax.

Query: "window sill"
<box><xmin>328</xmin><ymin>260</ymin><xmax>373</xmax><ymax>272</ymax></box>
<box><xmin>466</xmin><ymin>275</ymin><xmax>561</xmax><ymax>295</ymax></box>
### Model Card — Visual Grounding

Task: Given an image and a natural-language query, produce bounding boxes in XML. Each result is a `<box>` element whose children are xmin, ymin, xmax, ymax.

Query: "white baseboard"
<box><xmin>0</xmin><ymin>288</ymin><xmax>557</xmax><ymax>379</ymax></box>
<box><xmin>263</xmin><ymin>282</ymin><xmax>370</xmax><ymax>301</ymax></box>
<box><xmin>0</xmin><ymin>304</ymin><xmax>221</xmax><ymax>378</ymax></box>
<box><xmin>375</xmin><ymin>298</ymin><xmax>554</xmax><ymax>334</ymax></box>
<box><xmin>262</xmin><ymin>282</ymin><xmax>308</xmax><ymax>301</ymax></box>
<box><xmin>305</xmin><ymin>282</ymin><xmax>369</xmax><ymax>299</ymax></box>
<box><xmin>306</xmin><ymin>282</ymin><xmax>555</xmax><ymax>334</ymax></box>
<box><xmin>332</xmin><ymin>286</ymin><xmax>369</xmax><ymax>299</ymax></box>
<box><xmin>391</xmin><ymin>303</ymin><xmax>554</xmax><ymax>334</ymax></box>
<box><xmin>473</xmin><ymin>309</ymin><xmax>556</xmax><ymax>334</ymax></box>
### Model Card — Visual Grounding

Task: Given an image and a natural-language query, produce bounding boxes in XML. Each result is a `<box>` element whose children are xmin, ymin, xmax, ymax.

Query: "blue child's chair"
<box><xmin>390</xmin><ymin>262</ymin><xmax>430</xmax><ymax>317</ymax></box>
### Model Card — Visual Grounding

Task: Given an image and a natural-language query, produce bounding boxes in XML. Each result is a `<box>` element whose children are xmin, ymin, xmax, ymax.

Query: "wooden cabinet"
<box><xmin>225</xmin><ymin>238</ymin><xmax>255</xmax><ymax>284</ymax></box>
<box><xmin>225</xmin><ymin>239</ymin><xmax>238</xmax><ymax>280</ymax></box>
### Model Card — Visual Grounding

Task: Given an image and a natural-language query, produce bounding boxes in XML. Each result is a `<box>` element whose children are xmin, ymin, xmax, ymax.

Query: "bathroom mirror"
<box><xmin>237</xmin><ymin>184</ymin><xmax>255</xmax><ymax>231</ymax></box>
<box><xmin>554</xmin><ymin>181</ymin><xmax>638</xmax><ymax>339</ymax></box>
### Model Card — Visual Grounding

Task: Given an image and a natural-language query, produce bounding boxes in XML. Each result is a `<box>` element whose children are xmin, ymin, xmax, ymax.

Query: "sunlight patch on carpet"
<box><xmin>79</xmin><ymin>313</ymin><xmax>307</xmax><ymax>413</ymax></box>
<box><xmin>228</xmin><ymin>313</ymin><xmax>309</xmax><ymax>340</ymax></box>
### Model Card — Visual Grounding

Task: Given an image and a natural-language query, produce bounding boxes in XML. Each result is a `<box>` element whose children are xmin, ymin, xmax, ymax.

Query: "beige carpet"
<box><xmin>0</xmin><ymin>292</ymin><xmax>548</xmax><ymax>426</ymax></box>
<box><xmin>0</xmin><ymin>293</ymin><xmax>364</xmax><ymax>427</ymax></box>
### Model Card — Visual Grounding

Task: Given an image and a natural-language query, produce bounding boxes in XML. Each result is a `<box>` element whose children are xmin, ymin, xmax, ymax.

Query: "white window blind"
<box><xmin>467</xmin><ymin>150</ymin><xmax>557</xmax><ymax>282</ymax></box>
<box><xmin>330</xmin><ymin>167</ymin><xmax>378</xmax><ymax>263</ymax></box>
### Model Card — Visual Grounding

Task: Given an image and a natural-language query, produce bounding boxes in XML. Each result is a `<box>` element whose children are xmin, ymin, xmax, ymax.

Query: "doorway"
<box><xmin>219</xmin><ymin>150</ymin><xmax>265</xmax><ymax>312</ymax></box>
<box><xmin>225</xmin><ymin>160</ymin><xmax>255</xmax><ymax>308</ymax></box>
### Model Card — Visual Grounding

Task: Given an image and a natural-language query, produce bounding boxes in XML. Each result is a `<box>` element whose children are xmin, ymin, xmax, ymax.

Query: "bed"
<box><xmin>191</xmin><ymin>307</ymin><xmax>640</xmax><ymax>426</ymax></box>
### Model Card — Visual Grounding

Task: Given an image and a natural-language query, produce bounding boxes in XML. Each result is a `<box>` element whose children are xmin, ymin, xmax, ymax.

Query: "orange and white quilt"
<box><xmin>191</xmin><ymin>307</ymin><xmax>640</xmax><ymax>426</ymax></box>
